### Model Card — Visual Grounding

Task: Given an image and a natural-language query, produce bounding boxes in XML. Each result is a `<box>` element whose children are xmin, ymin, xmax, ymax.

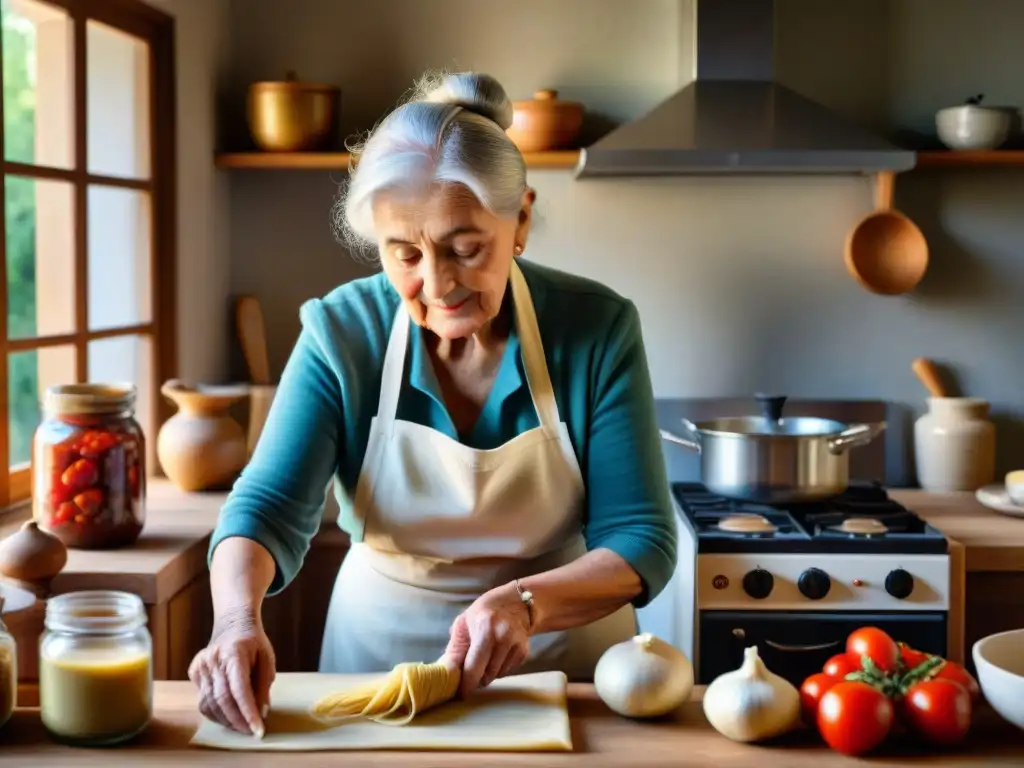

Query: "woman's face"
<box><xmin>374</xmin><ymin>182</ymin><xmax>534</xmax><ymax>340</ymax></box>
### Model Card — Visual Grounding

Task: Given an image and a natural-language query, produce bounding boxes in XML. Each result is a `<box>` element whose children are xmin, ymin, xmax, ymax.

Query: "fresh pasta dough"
<box><xmin>310</xmin><ymin>659</ymin><xmax>461</xmax><ymax>726</ymax></box>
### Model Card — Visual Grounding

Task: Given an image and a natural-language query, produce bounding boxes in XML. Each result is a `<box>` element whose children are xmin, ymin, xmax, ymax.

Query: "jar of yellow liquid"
<box><xmin>39</xmin><ymin>590</ymin><xmax>153</xmax><ymax>746</ymax></box>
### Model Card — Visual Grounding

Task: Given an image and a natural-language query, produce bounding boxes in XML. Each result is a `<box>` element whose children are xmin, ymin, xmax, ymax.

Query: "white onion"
<box><xmin>594</xmin><ymin>633</ymin><xmax>694</xmax><ymax>718</ymax></box>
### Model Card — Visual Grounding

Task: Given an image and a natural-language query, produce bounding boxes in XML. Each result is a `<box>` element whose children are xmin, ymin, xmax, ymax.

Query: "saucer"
<box><xmin>976</xmin><ymin>484</ymin><xmax>1024</xmax><ymax>519</ymax></box>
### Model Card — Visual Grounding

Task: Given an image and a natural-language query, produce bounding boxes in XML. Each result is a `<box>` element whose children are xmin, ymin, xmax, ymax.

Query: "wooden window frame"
<box><xmin>0</xmin><ymin>0</ymin><xmax>177</xmax><ymax>508</ymax></box>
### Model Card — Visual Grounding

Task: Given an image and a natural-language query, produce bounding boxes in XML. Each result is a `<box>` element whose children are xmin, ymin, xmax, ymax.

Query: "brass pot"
<box><xmin>506</xmin><ymin>89</ymin><xmax>584</xmax><ymax>152</ymax></box>
<box><xmin>247</xmin><ymin>71</ymin><xmax>340</xmax><ymax>152</ymax></box>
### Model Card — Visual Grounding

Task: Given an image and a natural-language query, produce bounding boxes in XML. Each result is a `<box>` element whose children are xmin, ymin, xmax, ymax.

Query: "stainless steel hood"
<box><xmin>574</xmin><ymin>0</ymin><xmax>915</xmax><ymax>178</ymax></box>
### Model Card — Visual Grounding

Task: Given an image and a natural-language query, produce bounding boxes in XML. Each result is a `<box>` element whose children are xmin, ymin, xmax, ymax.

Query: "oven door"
<box><xmin>698</xmin><ymin>610</ymin><xmax>948</xmax><ymax>687</ymax></box>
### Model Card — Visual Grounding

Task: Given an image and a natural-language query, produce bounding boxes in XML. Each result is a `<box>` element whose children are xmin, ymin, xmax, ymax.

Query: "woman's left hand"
<box><xmin>445</xmin><ymin>584</ymin><xmax>531</xmax><ymax>697</ymax></box>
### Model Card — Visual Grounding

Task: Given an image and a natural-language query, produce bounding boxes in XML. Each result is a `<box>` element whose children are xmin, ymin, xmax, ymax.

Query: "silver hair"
<box><xmin>331</xmin><ymin>71</ymin><xmax>528</xmax><ymax>261</ymax></box>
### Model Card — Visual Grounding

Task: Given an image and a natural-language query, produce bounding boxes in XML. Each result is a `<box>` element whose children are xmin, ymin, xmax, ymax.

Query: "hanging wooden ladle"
<box><xmin>844</xmin><ymin>171</ymin><xmax>929</xmax><ymax>295</ymax></box>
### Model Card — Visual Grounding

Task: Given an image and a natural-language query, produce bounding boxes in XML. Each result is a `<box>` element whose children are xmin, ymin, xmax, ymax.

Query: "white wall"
<box><xmin>145</xmin><ymin>0</ymin><xmax>233</xmax><ymax>386</ymax></box>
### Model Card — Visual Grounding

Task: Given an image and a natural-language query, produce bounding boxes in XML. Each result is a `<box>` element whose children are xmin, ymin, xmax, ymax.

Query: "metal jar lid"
<box><xmin>43</xmin><ymin>383</ymin><xmax>137</xmax><ymax>417</ymax></box>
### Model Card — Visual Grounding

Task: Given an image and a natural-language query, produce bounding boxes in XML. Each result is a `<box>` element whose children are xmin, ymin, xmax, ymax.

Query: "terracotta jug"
<box><xmin>157</xmin><ymin>380</ymin><xmax>249</xmax><ymax>492</ymax></box>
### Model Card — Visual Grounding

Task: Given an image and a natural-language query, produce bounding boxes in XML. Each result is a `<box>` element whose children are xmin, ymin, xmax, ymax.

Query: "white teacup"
<box><xmin>1006</xmin><ymin>470</ymin><xmax>1024</xmax><ymax>506</ymax></box>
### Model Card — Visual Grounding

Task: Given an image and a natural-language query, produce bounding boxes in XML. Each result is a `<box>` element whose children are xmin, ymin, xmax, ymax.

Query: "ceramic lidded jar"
<box><xmin>505</xmin><ymin>89</ymin><xmax>584</xmax><ymax>152</ymax></box>
<box><xmin>914</xmin><ymin>397</ymin><xmax>996</xmax><ymax>492</ymax></box>
<box><xmin>156</xmin><ymin>380</ymin><xmax>249</xmax><ymax>492</ymax></box>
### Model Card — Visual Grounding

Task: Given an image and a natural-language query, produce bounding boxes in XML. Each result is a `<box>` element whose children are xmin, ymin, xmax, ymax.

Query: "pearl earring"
<box><xmin>514</xmin><ymin>244</ymin><xmax>524</xmax><ymax>255</ymax></box>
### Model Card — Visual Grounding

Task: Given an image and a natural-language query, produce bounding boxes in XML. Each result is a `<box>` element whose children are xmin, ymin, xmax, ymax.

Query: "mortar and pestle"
<box><xmin>911</xmin><ymin>357</ymin><xmax>995</xmax><ymax>492</ymax></box>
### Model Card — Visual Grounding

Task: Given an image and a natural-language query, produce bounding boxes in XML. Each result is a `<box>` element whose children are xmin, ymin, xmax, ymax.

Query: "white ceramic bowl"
<box><xmin>936</xmin><ymin>105</ymin><xmax>1011</xmax><ymax>150</ymax></box>
<box><xmin>1006</xmin><ymin>470</ymin><xmax>1024</xmax><ymax>506</ymax></box>
<box><xmin>973</xmin><ymin>628</ymin><xmax>1024</xmax><ymax>730</ymax></box>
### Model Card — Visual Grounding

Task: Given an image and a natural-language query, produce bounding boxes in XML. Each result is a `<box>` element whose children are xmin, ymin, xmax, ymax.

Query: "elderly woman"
<box><xmin>189</xmin><ymin>72</ymin><xmax>677</xmax><ymax>737</ymax></box>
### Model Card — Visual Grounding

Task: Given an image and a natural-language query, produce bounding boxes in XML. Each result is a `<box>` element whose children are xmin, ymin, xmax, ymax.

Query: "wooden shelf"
<box><xmin>915</xmin><ymin>150</ymin><xmax>1024</xmax><ymax>168</ymax></box>
<box><xmin>215</xmin><ymin>150</ymin><xmax>582</xmax><ymax>170</ymax></box>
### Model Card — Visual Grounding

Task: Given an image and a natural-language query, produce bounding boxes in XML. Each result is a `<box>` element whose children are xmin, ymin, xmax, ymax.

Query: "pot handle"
<box><xmin>659</xmin><ymin>429</ymin><xmax>701</xmax><ymax>453</ymax></box>
<box><xmin>827</xmin><ymin>422</ymin><xmax>887</xmax><ymax>455</ymax></box>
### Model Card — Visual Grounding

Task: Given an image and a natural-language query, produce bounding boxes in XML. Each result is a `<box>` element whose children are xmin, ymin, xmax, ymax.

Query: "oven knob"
<box><xmin>798</xmin><ymin>568</ymin><xmax>831</xmax><ymax>600</ymax></box>
<box><xmin>742</xmin><ymin>568</ymin><xmax>774</xmax><ymax>599</ymax></box>
<box><xmin>885</xmin><ymin>568</ymin><xmax>915</xmax><ymax>599</ymax></box>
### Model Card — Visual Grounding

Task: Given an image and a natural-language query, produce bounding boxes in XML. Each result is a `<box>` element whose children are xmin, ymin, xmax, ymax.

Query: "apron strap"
<box><xmin>376</xmin><ymin>304</ymin><xmax>411</xmax><ymax>422</ymax></box>
<box><xmin>509</xmin><ymin>261</ymin><xmax>562</xmax><ymax>431</ymax></box>
<box><xmin>374</xmin><ymin>262</ymin><xmax>563</xmax><ymax>430</ymax></box>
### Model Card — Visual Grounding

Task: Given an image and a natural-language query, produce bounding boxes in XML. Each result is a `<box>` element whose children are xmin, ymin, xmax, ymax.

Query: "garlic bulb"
<box><xmin>594</xmin><ymin>633</ymin><xmax>694</xmax><ymax>718</ymax></box>
<box><xmin>702</xmin><ymin>646</ymin><xmax>801</xmax><ymax>742</ymax></box>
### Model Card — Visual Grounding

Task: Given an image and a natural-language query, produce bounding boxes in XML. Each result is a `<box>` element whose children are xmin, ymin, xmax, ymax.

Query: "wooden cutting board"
<box><xmin>190</xmin><ymin>670</ymin><xmax>572</xmax><ymax>752</ymax></box>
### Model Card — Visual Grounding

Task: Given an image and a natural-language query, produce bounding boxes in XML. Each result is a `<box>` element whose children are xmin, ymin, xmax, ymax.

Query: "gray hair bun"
<box><xmin>416</xmin><ymin>72</ymin><xmax>514</xmax><ymax>131</ymax></box>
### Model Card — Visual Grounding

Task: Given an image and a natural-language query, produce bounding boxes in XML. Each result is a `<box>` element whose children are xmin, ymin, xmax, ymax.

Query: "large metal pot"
<box><xmin>660</xmin><ymin>395</ymin><xmax>886</xmax><ymax>503</ymax></box>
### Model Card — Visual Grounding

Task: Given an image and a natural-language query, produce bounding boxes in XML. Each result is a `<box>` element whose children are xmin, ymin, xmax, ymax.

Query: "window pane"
<box><xmin>6</xmin><ymin>174</ymin><xmax>75</xmax><ymax>338</ymax></box>
<box><xmin>87</xmin><ymin>19</ymin><xmax>150</xmax><ymax>179</ymax></box>
<box><xmin>88</xmin><ymin>334</ymin><xmax>152</xmax><ymax>440</ymax></box>
<box><xmin>8</xmin><ymin>344</ymin><xmax>76</xmax><ymax>467</ymax></box>
<box><xmin>88</xmin><ymin>185</ymin><xmax>151</xmax><ymax>330</ymax></box>
<box><xmin>2</xmin><ymin>0</ymin><xmax>74</xmax><ymax>168</ymax></box>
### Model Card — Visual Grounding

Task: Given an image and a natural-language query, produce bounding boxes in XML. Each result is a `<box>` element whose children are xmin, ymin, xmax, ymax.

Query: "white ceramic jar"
<box><xmin>914</xmin><ymin>397</ymin><xmax>996</xmax><ymax>492</ymax></box>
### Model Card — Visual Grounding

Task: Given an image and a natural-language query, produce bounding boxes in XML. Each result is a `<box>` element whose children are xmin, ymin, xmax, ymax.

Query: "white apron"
<box><xmin>319</xmin><ymin>261</ymin><xmax>637</xmax><ymax>681</ymax></box>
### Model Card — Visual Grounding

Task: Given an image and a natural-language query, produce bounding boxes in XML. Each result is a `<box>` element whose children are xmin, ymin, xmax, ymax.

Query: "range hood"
<box><xmin>574</xmin><ymin>0</ymin><xmax>915</xmax><ymax>178</ymax></box>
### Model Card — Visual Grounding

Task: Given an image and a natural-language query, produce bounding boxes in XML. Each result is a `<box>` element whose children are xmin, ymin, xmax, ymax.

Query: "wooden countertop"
<box><xmin>1</xmin><ymin>683</ymin><xmax>1021</xmax><ymax>765</ymax></box>
<box><xmin>0</xmin><ymin>484</ymin><xmax>1020</xmax><ymax>611</ymax></box>
<box><xmin>891</xmin><ymin>490</ymin><xmax>1024</xmax><ymax>572</ymax></box>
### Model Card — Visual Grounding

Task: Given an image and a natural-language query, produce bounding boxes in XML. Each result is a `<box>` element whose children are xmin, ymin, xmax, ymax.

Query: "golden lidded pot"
<box><xmin>247</xmin><ymin>71</ymin><xmax>340</xmax><ymax>152</ymax></box>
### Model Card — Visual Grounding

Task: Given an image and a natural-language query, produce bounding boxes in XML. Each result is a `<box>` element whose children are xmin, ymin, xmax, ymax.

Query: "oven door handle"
<box><xmin>764</xmin><ymin>639</ymin><xmax>842</xmax><ymax>653</ymax></box>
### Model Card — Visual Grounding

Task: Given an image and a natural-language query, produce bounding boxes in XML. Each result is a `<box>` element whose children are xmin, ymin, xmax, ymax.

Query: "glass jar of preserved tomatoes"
<box><xmin>33</xmin><ymin>384</ymin><xmax>146</xmax><ymax>549</ymax></box>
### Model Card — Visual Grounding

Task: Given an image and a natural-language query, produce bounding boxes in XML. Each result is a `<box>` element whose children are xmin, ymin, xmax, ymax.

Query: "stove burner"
<box><xmin>832</xmin><ymin>518</ymin><xmax>889</xmax><ymax>536</ymax></box>
<box><xmin>672</xmin><ymin>481</ymin><xmax>948</xmax><ymax>554</ymax></box>
<box><xmin>718</xmin><ymin>514</ymin><xmax>777</xmax><ymax>534</ymax></box>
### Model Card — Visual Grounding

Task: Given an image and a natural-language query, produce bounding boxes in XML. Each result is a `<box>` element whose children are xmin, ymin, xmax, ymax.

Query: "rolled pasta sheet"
<box><xmin>310</xmin><ymin>660</ymin><xmax>462</xmax><ymax>726</ymax></box>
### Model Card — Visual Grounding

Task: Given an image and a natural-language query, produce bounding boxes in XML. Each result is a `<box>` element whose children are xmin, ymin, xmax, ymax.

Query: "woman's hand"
<box><xmin>188</xmin><ymin>606</ymin><xmax>276</xmax><ymax>738</ymax></box>
<box><xmin>444</xmin><ymin>584</ymin><xmax>531</xmax><ymax>697</ymax></box>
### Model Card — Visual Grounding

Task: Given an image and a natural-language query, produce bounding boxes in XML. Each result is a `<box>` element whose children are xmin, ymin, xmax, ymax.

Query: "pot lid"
<box><xmin>692</xmin><ymin>394</ymin><xmax>850</xmax><ymax>437</ymax></box>
<box><xmin>696</xmin><ymin>415</ymin><xmax>850</xmax><ymax>437</ymax></box>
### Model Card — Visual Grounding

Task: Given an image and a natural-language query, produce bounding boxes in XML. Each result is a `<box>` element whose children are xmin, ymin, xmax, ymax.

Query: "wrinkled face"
<box><xmin>374</xmin><ymin>182</ymin><xmax>534</xmax><ymax>339</ymax></box>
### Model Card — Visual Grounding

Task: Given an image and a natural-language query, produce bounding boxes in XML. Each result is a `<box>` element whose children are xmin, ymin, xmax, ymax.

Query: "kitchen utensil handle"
<box><xmin>236</xmin><ymin>295</ymin><xmax>272</xmax><ymax>385</ymax></box>
<box><xmin>827</xmin><ymin>421</ymin><xmax>887</xmax><ymax>454</ymax></box>
<box><xmin>659</xmin><ymin>429</ymin><xmax>700</xmax><ymax>453</ymax></box>
<box><xmin>875</xmin><ymin>171</ymin><xmax>895</xmax><ymax>211</ymax></box>
<box><xmin>764</xmin><ymin>639</ymin><xmax>842</xmax><ymax>653</ymax></box>
<box><xmin>755</xmin><ymin>393</ymin><xmax>787</xmax><ymax>424</ymax></box>
<box><xmin>911</xmin><ymin>357</ymin><xmax>947</xmax><ymax>398</ymax></box>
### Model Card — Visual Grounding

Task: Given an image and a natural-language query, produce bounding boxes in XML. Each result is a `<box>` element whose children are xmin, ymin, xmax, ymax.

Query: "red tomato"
<box><xmin>902</xmin><ymin>678</ymin><xmax>972</xmax><ymax>745</ymax></box>
<box><xmin>817</xmin><ymin>681</ymin><xmax>894</xmax><ymax>756</ymax></box>
<box><xmin>61</xmin><ymin>458</ymin><xmax>99</xmax><ymax>491</ymax></box>
<box><xmin>823</xmin><ymin>653</ymin><xmax>860</xmax><ymax>678</ymax></box>
<box><xmin>846</xmin><ymin>627</ymin><xmax>899</xmax><ymax>673</ymax></box>
<box><xmin>933</xmin><ymin>661</ymin><xmax>981</xmax><ymax>701</ymax></box>
<box><xmin>898</xmin><ymin>642</ymin><xmax>930</xmax><ymax>671</ymax></box>
<box><xmin>52</xmin><ymin>501</ymin><xmax>79</xmax><ymax>525</ymax></box>
<box><xmin>73</xmin><ymin>488</ymin><xmax>105</xmax><ymax>517</ymax></box>
<box><xmin>800</xmin><ymin>673</ymin><xmax>841</xmax><ymax>724</ymax></box>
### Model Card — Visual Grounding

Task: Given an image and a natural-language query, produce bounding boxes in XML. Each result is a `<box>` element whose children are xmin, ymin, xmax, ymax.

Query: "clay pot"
<box><xmin>506</xmin><ymin>89</ymin><xmax>584</xmax><ymax>152</ymax></box>
<box><xmin>0</xmin><ymin>520</ymin><xmax>67</xmax><ymax>598</ymax></box>
<box><xmin>157</xmin><ymin>380</ymin><xmax>249</xmax><ymax>492</ymax></box>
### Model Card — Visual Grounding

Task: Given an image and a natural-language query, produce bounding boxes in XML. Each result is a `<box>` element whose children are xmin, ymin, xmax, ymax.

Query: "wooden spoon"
<box><xmin>911</xmin><ymin>357</ymin><xmax>948</xmax><ymax>398</ymax></box>
<box><xmin>235</xmin><ymin>295</ymin><xmax>271</xmax><ymax>385</ymax></box>
<box><xmin>845</xmin><ymin>171</ymin><xmax>929</xmax><ymax>295</ymax></box>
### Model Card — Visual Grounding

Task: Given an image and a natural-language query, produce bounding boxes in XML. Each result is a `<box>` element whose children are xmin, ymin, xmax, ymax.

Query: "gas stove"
<box><xmin>635</xmin><ymin>481</ymin><xmax>951</xmax><ymax>688</ymax></box>
<box><xmin>675</xmin><ymin>480</ymin><xmax>949</xmax><ymax>555</ymax></box>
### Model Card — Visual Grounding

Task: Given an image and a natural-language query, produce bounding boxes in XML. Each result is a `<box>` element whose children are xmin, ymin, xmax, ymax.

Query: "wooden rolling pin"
<box><xmin>912</xmin><ymin>357</ymin><xmax>947</xmax><ymax>398</ymax></box>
